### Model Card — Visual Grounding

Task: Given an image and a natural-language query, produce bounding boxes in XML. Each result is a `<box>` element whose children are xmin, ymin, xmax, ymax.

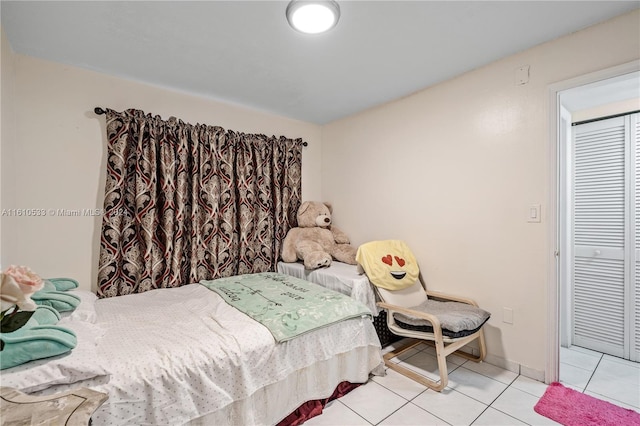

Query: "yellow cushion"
<box><xmin>356</xmin><ymin>240</ymin><xmax>419</xmax><ymax>290</ymax></box>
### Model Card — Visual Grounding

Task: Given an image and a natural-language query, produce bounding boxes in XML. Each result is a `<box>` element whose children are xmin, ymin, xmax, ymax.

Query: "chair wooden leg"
<box><xmin>416</xmin><ymin>330</ymin><xmax>487</xmax><ymax>364</ymax></box>
<box><xmin>383</xmin><ymin>339</ymin><xmax>448</xmax><ymax>392</ymax></box>
<box><xmin>383</xmin><ymin>358</ymin><xmax>448</xmax><ymax>392</ymax></box>
<box><xmin>382</xmin><ymin>339</ymin><xmax>423</xmax><ymax>362</ymax></box>
<box><xmin>381</xmin><ymin>330</ymin><xmax>487</xmax><ymax>392</ymax></box>
<box><xmin>433</xmin><ymin>338</ymin><xmax>449</xmax><ymax>391</ymax></box>
<box><xmin>451</xmin><ymin>329</ymin><xmax>487</xmax><ymax>363</ymax></box>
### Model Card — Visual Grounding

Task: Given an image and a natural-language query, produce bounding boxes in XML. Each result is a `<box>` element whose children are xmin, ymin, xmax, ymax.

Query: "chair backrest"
<box><xmin>357</xmin><ymin>240</ymin><xmax>428</xmax><ymax>308</ymax></box>
<box><xmin>376</xmin><ymin>281</ymin><xmax>428</xmax><ymax>309</ymax></box>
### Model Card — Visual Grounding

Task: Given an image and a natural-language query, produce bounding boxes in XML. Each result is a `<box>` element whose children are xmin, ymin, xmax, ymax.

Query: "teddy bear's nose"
<box><xmin>323</xmin><ymin>217</ymin><xmax>330</xmax><ymax>223</ymax></box>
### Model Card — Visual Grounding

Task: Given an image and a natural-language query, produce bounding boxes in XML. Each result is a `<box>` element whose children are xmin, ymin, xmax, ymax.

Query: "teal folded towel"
<box><xmin>30</xmin><ymin>305</ymin><xmax>60</xmax><ymax>325</ymax></box>
<box><xmin>0</xmin><ymin>306</ymin><xmax>77</xmax><ymax>370</ymax></box>
<box><xmin>32</xmin><ymin>281</ymin><xmax>81</xmax><ymax>312</ymax></box>
<box><xmin>47</xmin><ymin>278</ymin><xmax>79</xmax><ymax>292</ymax></box>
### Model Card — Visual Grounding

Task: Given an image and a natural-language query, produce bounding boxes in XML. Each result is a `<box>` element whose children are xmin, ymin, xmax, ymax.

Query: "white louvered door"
<box><xmin>571</xmin><ymin>113</ymin><xmax>639</xmax><ymax>361</ymax></box>
<box><xmin>633</xmin><ymin>113</ymin><xmax>640</xmax><ymax>362</ymax></box>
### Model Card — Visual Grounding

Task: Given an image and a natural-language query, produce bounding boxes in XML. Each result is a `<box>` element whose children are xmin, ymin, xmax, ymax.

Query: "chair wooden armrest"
<box><xmin>425</xmin><ymin>290</ymin><xmax>479</xmax><ymax>307</ymax></box>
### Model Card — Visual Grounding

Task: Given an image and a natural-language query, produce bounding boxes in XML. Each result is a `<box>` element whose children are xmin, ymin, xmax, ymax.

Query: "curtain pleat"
<box><xmin>97</xmin><ymin>109</ymin><xmax>302</xmax><ymax>297</ymax></box>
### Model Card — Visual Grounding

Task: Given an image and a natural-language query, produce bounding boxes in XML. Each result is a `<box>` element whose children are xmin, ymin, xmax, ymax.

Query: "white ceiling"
<box><xmin>1</xmin><ymin>1</ymin><xmax>638</xmax><ymax>124</ymax></box>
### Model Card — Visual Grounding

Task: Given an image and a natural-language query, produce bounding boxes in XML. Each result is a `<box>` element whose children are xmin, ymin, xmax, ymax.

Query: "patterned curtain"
<box><xmin>97</xmin><ymin>109</ymin><xmax>302</xmax><ymax>297</ymax></box>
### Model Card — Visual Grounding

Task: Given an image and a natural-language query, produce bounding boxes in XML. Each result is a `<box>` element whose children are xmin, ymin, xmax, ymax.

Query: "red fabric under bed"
<box><xmin>277</xmin><ymin>381</ymin><xmax>362</xmax><ymax>426</ymax></box>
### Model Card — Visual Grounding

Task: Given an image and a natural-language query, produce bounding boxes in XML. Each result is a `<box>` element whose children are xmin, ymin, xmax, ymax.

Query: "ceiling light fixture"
<box><xmin>286</xmin><ymin>0</ymin><xmax>340</xmax><ymax>34</ymax></box>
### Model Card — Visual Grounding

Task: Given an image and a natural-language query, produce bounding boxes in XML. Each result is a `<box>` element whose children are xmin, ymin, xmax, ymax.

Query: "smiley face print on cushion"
<box><xmin>356</xmin><ymin>240</ymin><xmax>419</xmax><ymax>290</ymax></box>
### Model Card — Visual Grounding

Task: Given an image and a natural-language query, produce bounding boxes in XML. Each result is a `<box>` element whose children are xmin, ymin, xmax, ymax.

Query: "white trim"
<box><xmin>547</xmin><ymin>60</ymin><xmax>640</xmax><ymax>384</ymax></box>
<box><xmin>559</xmin><ymin>105</ymin><xmax>572</xmax><ymax>349</ymax></box>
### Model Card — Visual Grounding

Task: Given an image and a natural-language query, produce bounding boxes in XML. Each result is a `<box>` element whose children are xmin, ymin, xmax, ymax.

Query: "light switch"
<box><xmin>527</xmin><ymin>204</ymin><xmax>541</xmax><ymax>223</ymax></box>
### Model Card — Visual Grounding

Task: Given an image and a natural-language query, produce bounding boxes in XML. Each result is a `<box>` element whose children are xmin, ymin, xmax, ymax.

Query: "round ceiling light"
<box><xmin>286</xmin><ymin>1</ymin><xmax>340</xmax><ymax>34</ymax></box>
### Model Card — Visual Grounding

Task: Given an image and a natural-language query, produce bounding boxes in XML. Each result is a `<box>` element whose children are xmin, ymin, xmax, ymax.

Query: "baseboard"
<box><xmin>483</xmin><ymin>353</ymin><xmax>546</xmax><ymax>382</ymax></box>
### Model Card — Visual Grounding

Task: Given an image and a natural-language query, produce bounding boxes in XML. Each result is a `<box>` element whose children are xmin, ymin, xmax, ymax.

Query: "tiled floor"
<box><xmin>305</xmin><ymin>341</ymin><xmax>640</xmax><ymax>426</ymax></box>
<box><xmin>559</xmin><ymin>345</ymin><xmax>640</xmax><ymax>410</ymax></box>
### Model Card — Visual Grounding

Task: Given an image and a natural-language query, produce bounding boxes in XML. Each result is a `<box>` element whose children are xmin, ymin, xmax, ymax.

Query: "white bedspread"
<box><xmin>50</xmin><ymin>284</ymin><xmax>382</xmax><ymax>425</ymax></box>
<box><xmin>277</xmin><ymin>261</ymin><xmax>379</xmax><ymax>315</ymax></box>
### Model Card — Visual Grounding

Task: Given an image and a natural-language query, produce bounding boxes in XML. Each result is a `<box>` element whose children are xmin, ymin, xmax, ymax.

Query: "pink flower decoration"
<box><xmin>5</xmin><ymin>265</ymin><xmax>43</xmax><ymax>296</ymax></box>
<box><xmin>0</xmin><ymin>266</ymin><xmax>44</xmax><ymax>312</ymax></box>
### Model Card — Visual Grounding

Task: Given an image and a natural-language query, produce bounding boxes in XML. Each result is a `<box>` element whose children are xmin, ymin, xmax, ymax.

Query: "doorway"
<box><xmin>548</xmin><ymin>62</ymin><xmax>640</xmax><ymax>383</ymax></box>
<box><xmin>561</xmin><ymin>110</ymin><xmax>639</xmax><ymax>361</ymax></box>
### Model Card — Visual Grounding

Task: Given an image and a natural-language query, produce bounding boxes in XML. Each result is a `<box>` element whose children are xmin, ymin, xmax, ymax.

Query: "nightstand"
<box><xmin>0</xmin><ymin>386</ymin><xmax>108</xmax><ymax>425</ymax></box>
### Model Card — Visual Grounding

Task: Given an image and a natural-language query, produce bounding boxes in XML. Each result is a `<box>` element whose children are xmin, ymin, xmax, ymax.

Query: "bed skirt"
<box><xmin>277</xmin><ymin>381</ymin><xmax>361</xmax><ymax>426</ymax></box>
<box><xmin>187</xmin><ymin>345</ymin><xmax>384</xmax><ymax>426</ymax></box>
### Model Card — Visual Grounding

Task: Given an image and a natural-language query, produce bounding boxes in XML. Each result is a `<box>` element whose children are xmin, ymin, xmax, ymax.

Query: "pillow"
<box><xmin>59</xmin><ymin>290</ymin><xmax>98</xmax><ymax>323</ymax></box>
<box><xmin>0</xmin><ymin>321</ymin><xmax>108</xmax><ymax>393</ymax></box>
<box><xmin>356</xmin><ymin>240</ymin><xmax>419</xmax><ymax>290</ymax></box>
<box><xmin>393</xmin><ymin>299</ymin><xmax>491</xmax><ymax>338</ymax></box>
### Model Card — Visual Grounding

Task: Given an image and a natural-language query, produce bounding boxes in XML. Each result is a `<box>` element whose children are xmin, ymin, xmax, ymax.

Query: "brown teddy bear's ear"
<box><xmin>323</xmin><ymin>202</ymin><xmax>333</xmax><ymax>214</ymax></box>
<box><xmin>298</xmin><ymin>201</ymin><xmax>311</xmax><ymax>216</ymax></box>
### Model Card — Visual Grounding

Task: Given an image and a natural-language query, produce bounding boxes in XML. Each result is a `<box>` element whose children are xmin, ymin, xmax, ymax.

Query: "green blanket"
<box><xmin>200</xmin><ymin>272</ymin><xmax>372</xmax><ymax>342</ymax></box>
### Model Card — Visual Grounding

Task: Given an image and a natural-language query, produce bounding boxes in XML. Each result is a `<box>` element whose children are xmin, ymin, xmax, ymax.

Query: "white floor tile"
<box><xmin>389</xmin><ymin>346</ymin><xmax>422</xmax><ymax>363</ymax></box>
<box><xmin>378</xmin><ymin>402</ymin><xmax>449</xmax><ymax>425</ymax></box>
<box><xmin>563</xmin><ymin>345</ymin><xmax>602</xmax><ymax>358</ymax></box>
<box><xmin>304</xmin><ymin>400</ymin><xmax>370</xmax><ymax>426</ymax></box>
<box><xmin>382</xmin><ymin>338</ymin><xmax>414</xmax><ymax>355</ymax></box>
<box><xmin>338</xmin><ymin>380</ymin><xmax>408</xmax><ymax>424</ymax></box>
<box><xmin>399</xmin><ymin>351</ymin><xmax>460</xmax><ymax>383</ymax></box>
<box><xmin>471</xmin><ymin>407</ymin><xmax>526</xmax><ymax>425</ymax></box>
<box><xmin>558</xmin><ymin>362</ymin><xmax>592</xmax><ymax>390</ymax></box>
<box><xmin>584</xmin><ymin>390</ymin><xmax>640</xmax><ymax>413</ymax></box>
<box><xmin>412</xmin><ymin>342</ymin><xmax>434</xmax><ymax>352</ymax></box>
<box><xmin>586</xmin><ymin>357</ymin><xmax>640</xmax><ymax>408</ymax></box>
<box><xmin>508</xmin><ymin>375</ymin><xmax>549</xmax><ymax>398</ymax></box>
<box><xmin>372</xmin><ymin>367</ymin><xmax>428</xmax><ymax>400</ymax></box>
<box><xmin>447</xmin><ymin>366</ymin><xmax>509</xmax><ymax>405</ymax></box>
<box><xmin>560</xmin><ymin>346</ymin><xmax>601</xmax><ymax>371</ymax></box>
<box><xmin>412</xmin><ymin>388</ymin><xmax>488</xmax><ymax>425</ymax></box>
<box><xmin>335</xmin><ymin>349</ymin><xmax>637</xmax><ymax>426</ymax></box>
<box><xmin>461</xmin><ymin>360</ymin><xmax>519</xmax><ymax>385</ymax></box>
<box><xmin>601</xmin><ymin>354</ymin><xmax>640</xmax><ymax>369</ymax></box>
<box><xmin>490</xmin><ymin>387</ymin><xmax>560</xmax><ymax>425</ymax></box>
<box><xmin>420</xmin><ymin>345</ymin><xmax>469</xmax><ymax>366</ymax></box>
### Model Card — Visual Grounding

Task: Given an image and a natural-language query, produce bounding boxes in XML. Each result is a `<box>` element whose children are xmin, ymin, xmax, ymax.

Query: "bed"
<box><xmin>277</xmin><ymin>261</ymin><xmax>378</xmax><ymax>314</ymax></box>
<box><xmin>277</xmin><ymin>261</ymin><xmax>402</xmax><ymax>347</ymax></box>
<box><xmin>1</xmin><ymin>273</ymin><xmax>384</xmax><ymax>425</ymax></box>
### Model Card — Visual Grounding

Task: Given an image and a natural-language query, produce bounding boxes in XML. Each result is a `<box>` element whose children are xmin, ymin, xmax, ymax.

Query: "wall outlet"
<box><xmin>503</xmin><ymin>307</ymin><xmax>514</xmax><ymax>324</ymax></box>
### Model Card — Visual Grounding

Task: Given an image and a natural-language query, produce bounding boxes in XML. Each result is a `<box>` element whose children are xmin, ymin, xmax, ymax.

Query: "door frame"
<box><xmin>547</xmin><ymin>60</ymin><xmax>640</xmax><ymax>383</ymax></box>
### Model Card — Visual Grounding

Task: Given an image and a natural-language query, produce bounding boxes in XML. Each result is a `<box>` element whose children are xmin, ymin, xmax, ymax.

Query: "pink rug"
<box><xmin>534</xmin><ymin>382</ymin><xmax>640</xmax><ymax>426</ymax></box>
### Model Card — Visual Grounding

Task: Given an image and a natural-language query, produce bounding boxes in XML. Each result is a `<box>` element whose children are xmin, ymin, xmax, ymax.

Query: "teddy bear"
<box><xmin>281</xmin><ymin>201</ymin><xmax>358</xmax><ymax>270</ymax></box>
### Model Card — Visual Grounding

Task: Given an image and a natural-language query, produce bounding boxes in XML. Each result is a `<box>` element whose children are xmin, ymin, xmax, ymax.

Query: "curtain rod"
<box><xmin>94</xmin><ymin>107</ymin><xmax>308</xmax><ymax>146</ymax></box>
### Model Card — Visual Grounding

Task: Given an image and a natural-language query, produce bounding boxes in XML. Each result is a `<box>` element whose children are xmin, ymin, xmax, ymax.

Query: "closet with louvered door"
<box><xmin>571</xmin><ymin>112</ymin><xmax>639</xmax><ymax>362</ymax></box>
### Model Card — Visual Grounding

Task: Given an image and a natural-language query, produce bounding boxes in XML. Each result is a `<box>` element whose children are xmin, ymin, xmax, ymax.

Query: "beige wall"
<box><xmin>322</xmin><ymin>10</ymin><xmax>640</xmax><ymax>377</ymax></box>
<box><xmin>1</xmin><ymin>26</ymin><xmax>17</xmax><ymax>268</ymax></box>
<box><xmin>1</xmin><ymin>34</ymin><xmax>322</xmax><ymax>292</ymax></box>
<box><xmin>572</xmin><ymin>97</ymin><xmax>640</xmax><ymax>123</ymax></box>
